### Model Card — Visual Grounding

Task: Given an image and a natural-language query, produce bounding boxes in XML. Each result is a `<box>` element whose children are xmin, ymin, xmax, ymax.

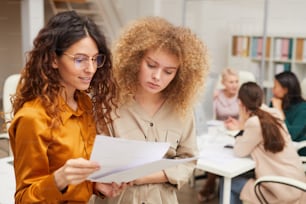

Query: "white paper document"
<box><xmin>88</xmin><ymin>135</ymin><xmax>197</xmax><ymax>183</ymax></box>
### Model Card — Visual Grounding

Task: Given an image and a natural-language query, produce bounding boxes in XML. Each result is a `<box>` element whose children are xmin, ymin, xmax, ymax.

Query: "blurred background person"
<box><xmin>270</xmin><ymin>71</ymin><xmax>306</xmax><ymax>156</ymax></box>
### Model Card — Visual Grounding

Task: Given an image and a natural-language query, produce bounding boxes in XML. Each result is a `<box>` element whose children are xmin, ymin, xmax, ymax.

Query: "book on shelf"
<box><xmin>251</xmin><ymin>37</ymin><xmax>270</xmax><ymax>59</ymax></box>
<box><xmin>296</xmin><ymin>38</ymin><xmax>304</xmax><ymax>61</ymax></box>
<box><xmin>257</xmin><ymin>37</ymin><xmax>263</xmax><ymax>58</ymax></box>
<box><xmin>232</xmin><ymin>36</ymin><xmax>249</xmax><ymax>57</ymax></box>
<box><xmin>295</xmin><ymin>38</ymin><xmax>306</xmax><ymax>62</ymax></box>
<box><xmin>288</xmin><ymin>38</ymin><xmax>293</xmax><ymax>59</ymax></box>
<box><xmin>281</xmin><ymin>38</ymin><xmax>289</xmax><ymax>60</ymax></box>
<box><xmin>274</xmin><ymin>38</ymin><xmax>282</xmax><ymax>60</ymax></box>
<box><xmin>303</xmin><ymin>39</ymin><xmax>306</xmax><ymax>61</ymax></box>
<box><xmin>251</xmin><ymin>37</ymin><xmax>258</xmax><ymax>58</ymax></box>
<box><xmin>274</xmin><ymin>38</ymin><xmax>293</xmax><ymax>61</ymax></box>
<box><xmin>241</xmin><ymin>37</ymin><xmax>249</xmax><ymax>56</ymax></box>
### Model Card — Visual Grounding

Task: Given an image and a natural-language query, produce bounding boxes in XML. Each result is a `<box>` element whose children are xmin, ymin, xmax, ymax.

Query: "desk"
<box><xmin>197</xmin><ymin>133</ymin><xmax>255</xmax><ymax>204</ymax></box>
<box><xmin>0</xmin><ymin>156</ymin><xmax>15</xmax><ymax>204</ymax></box>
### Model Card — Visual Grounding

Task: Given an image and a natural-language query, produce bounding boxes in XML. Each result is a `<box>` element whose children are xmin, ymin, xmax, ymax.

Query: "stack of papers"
<box><xmin>88</xmin><ymin>135</ymin><xmax>197</xmax><ymax>183</ymax></box>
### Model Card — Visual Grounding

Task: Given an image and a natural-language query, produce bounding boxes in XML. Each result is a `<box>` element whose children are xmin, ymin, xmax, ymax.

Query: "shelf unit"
<box><xmin>228</xmin><ymin>35</ymin><xmax>306</xmax><ymax>102</ymax></box>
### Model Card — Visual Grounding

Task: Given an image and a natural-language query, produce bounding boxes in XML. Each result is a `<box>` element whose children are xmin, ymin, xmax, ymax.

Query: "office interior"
<box><xmin>0</xmin><ymin>0</ymin><xmax>306</xmax><ymax>203</ymax></box>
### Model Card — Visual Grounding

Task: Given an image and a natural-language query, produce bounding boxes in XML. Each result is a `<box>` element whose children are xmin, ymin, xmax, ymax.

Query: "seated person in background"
<box><xmin>198</xmin><ymin>67</ymin><xmax>240</xmax><ymax>202</ymax></box>
<box><xmin>220</xmin><ymin>82</ymin><xmax>306</xmax><ymax>204</ymax></box>
<box><xmin>214</xmin><ymin>68</ymin><xmax>240</xmax><ymax>130</ymax></box>
<box><xmin>270</xmin><ymin>71</ymin><xmax>306</xmax><ymax>156</ymax></box>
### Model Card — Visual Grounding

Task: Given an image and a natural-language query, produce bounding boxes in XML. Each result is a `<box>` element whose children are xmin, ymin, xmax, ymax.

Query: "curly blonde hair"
<box><xmin>112</xmin><ymin>16</ymin><xmax>210</xmax><ymax>116</ymax></box>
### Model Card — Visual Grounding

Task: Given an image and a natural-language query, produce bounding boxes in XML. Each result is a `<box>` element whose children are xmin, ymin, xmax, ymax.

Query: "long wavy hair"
<box><xmin>239</xmin><ymin>82</ymin><xmax>285</xmax><ymax>153</ymax></box>
<box><xmin>275</xmin><ymin>71</ymin><xmax>305</xmax><ymax>110</ymax></box>
<box><xmin>12</xmin><ymin>11</ymin><xmax>118</xmax><ymax>132</ymax></box>
<box><xmin>112</xmin><ymin>16</ymin><xmax>210</xmax><ymax>116</ymax></box>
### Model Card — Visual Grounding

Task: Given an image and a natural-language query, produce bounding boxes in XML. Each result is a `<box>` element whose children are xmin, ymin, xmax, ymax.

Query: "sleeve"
<box><xmin>233</xmin><ymin>116</ymin><xmax>262</xmax><ymax>157</ymax></box>
<box><xmin>285</xmin><ymin>107</ymin><xmax>306</xmax><ymax>141</ymax></box>
<box><xmin>163</xmin><ymin>112</ymin><xmax>198</xmax><ymax>190</ymax></box>
<box><xmin>9</xmin><ymin>108</ymin><xmax>64</xmax><ymax>203</ymax></box>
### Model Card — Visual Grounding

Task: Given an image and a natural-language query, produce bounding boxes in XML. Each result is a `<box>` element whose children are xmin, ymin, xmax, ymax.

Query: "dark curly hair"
<box><xmin>12</xmin><ymin>11</ymin><xmax>118</xmax><ymax>132</ymax></box>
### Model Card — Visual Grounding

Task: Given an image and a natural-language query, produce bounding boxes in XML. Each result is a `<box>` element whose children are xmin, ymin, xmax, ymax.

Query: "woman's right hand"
<box><xmin>271</xmin><ymin>97</ymin><xmax>282</xmax><ymax>110</ymax></box>
<box><xmin>224</xmin><ymin>117</ymin><xmax>239</xmax><ymax>130</ymax></box>
<box><xmin>54</xmin><ymin>158</ymin><xmax>100</xmax><ymax>191</ymax></box>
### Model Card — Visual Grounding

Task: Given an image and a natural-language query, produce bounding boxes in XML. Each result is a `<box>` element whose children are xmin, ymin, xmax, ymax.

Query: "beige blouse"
<box><xmin>96</xmin><ymin>99</ymin><xmax>198</xmax><ymax>204</ymax></box>
<box><xmin>234</xmin><ymin>106</ymin><xmax>306</xmax><ymax>204</ymax></box>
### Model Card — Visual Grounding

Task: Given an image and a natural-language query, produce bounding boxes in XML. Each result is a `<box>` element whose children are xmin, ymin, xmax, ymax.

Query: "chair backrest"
<box><xmin>3</xmin><ymin>74</ymin><xmax>20</xmax><ymax>129</ymax></box>
<box><xmin>238</xmin><ymin>70</ymin><xmax>256</xmax><ymax>85</ymax></box>
<box><xmin>254</xmin><ymin>176</ymin><xmax>306</xmax><ymax>204</ymax></box>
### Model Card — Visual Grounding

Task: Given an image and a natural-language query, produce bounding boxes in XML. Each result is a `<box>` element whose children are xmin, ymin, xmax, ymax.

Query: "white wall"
<box><xmin>0</xmin><ymin>0</ymin><xmax>22</xmax><ymax>96</ymax></box>
<box><xmin>116</xmin><ymin>0</ymin><xmax>306</xmax><ymax>75</ymax></box>
<box><xmin>21</xmin><ymin>0</ymin><xmax>44</xmax><ymax>64</ymax></box>
<box><xmin>114</xmin><ymin>0</ymin><xmax>184</xmax><ymax>26</ymax></box>
<box><xmin>184</xmin><ymin>0</ymin><xmax>306</xmax><ymax>74</ymax></box>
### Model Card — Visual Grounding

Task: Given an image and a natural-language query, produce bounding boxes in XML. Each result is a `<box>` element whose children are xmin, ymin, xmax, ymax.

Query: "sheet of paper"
<box><xmin>88</xmin><ymin>135</ymin><xmax>196</xmax><ymax>183</ymax></box>
<box><xmin>90</xmin><ymin>157</ymin><xmax>197</xmax><ymax>183</ymax></box>
<box><xmin>199</xmin><ymin>144</ymin><xmax>239</xmax><ymax>164</ymax></box>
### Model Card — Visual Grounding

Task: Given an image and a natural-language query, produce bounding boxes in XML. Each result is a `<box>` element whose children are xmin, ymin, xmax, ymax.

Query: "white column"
<box><xmin>21</xmin><ymin>0</ymin><xmax>44</xmax><ymax>65</ymax></box>
<box><xmin>154</xmin><ymin>0</ymin><xmax>162</xmax><ymax>16</ymax></box>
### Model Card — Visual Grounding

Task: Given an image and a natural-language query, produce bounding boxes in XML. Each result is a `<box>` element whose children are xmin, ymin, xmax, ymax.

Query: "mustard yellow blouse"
<box><xmin>9</xmin><ymin>93</ymin><xmax>96</xmax><ymax>203</ymax></box>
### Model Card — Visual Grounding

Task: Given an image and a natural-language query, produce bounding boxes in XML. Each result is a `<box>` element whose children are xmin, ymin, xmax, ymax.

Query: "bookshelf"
<box><xmin>229</xmin><ymin>35</ymin><xmax>306</xmax><ymax>101</ymax></box>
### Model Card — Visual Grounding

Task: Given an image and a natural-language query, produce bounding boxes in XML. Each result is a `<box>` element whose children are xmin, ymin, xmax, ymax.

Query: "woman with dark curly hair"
<box><xmin>9</xmin><ymin>11</ymin><xmax>123</xmax><ymax>203</ymax></box>
<box><xmin>93</xmin><ymin>16</ymin><xmax>210</xmax><ymax>204</ymax></box>
<box><xmin>270</xmin><ymin>71</ymin><xmax>306</xmax><ymax>156</ymax></box>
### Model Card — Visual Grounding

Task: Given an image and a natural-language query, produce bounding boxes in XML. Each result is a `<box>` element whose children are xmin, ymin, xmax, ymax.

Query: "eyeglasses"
<box><xmin>63</xmin><ymin>52</ymin><xmax>106</xmax><ymax>69</ymax></box>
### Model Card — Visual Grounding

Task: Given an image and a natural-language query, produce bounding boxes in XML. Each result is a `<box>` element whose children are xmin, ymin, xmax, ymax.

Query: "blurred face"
<box><xmin>272</xmin><ymin>79</ymin><xmax>287</xmax><ymax>99</ymax></box>
<box><xmin>53</xmin><ymin>36</ymin><xmax>99</xmax><ymax>97</ymax></box>
<box><xmin>222</xmin><ymin>74</ymin><xmax>239</xmax><ymax>95</ymax></box>
<box><xmin>137</xmin><ymin>49</ymin><xmax>179</xmax><ymax>95</ymax></box>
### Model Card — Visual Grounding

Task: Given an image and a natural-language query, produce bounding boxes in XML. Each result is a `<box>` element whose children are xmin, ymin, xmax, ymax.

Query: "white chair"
<box><xmin>254</xmin><ymin>176</ymin><xmax>306</xmax><ymax>204</ymax></box>
<box><xmin>253</xmin><ymin>142</ymin><xmax>306</xmax><ymax>204</ymax></box>
<box><xmin>238</xmin><ymin>70</ymin><xmax>256</xmax><ymax>85</ymax></box>
<box><xmin>0</xmin><ymin>74</ymin><xmax>21</xmax><ymax>156</ymax></box>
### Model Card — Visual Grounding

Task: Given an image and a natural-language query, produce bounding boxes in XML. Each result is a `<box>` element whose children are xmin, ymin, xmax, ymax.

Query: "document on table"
<box><xmin>87</xmin><ymin>135</ymin><xmax>197</xmax><ymax>183</ymax></box>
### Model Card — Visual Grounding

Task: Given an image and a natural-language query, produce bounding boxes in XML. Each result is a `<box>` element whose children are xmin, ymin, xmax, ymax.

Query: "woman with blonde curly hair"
<box><xmin>95</xmin><ymin>16</ymin><xmax>210</xmax><ymax>204</ymax></box>
<box><xmin>9</xmin><ymin>11</ymin><xmax>123</xmax><ymax>203</ymax></box>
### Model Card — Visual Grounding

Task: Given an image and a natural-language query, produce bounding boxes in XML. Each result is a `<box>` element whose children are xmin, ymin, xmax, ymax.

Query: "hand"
<box><xmin>95</xmin><ymin>182</ymin><xmax>128</xmax><ymax>198</ymax></box>
<box><xmin>54</xmin><ymin>158</ymin><xmax>100</xmax><ymax>191</ymax></box>
<box><xmin>271</xmin><ymin>97</ymin><xmax>285</xmax><ymax>120</ymax></box>
<box><xmin>271</xmin><ymin>97</ymin><xmax>282</xmax><ymax>110</ymax></box>
<box><xmin>131</xmin><ymin>171</ymin><xmax>168</xmax><ymax>185</ymax></box>
<box><xmin>224</xmin><ymin>117</ymin><xmax>240</xmax><ymax>130</ymax></box>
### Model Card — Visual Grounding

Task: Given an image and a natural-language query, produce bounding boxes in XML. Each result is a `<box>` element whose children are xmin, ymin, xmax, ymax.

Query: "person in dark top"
<box><xmin>270</xmin><ymin>71</ymin><xmax>306</xmax><ymax>155</ymax></box>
